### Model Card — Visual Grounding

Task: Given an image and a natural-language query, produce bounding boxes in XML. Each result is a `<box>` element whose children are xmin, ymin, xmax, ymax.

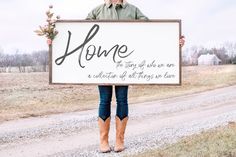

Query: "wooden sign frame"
<box><xmin>49</xmin><ymin>20</ymin><xmax>182</xmax><ymax>85</ymax></box>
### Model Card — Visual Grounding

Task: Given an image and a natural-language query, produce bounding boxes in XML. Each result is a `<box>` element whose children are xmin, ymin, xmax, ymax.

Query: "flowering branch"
<box><xmin>34</xmin><ymin>5</ymin><xmax>60</xmax><ymax>45</ymax></box>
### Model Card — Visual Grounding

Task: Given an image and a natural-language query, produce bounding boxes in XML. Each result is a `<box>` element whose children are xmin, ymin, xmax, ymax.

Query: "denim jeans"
<box><xmin>98</xmin><ymin>85</ymin><xmax>128</xmax><ymax>121</ymax></box>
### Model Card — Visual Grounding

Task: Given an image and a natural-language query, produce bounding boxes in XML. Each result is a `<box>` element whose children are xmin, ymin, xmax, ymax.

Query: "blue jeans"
<box><xmin>98</xmin><ymin>85</ymin><xmax>128</xmax><ymax>121</ymax></box>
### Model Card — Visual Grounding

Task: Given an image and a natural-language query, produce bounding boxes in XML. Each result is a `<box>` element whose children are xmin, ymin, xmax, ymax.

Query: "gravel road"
<box><xmin>0</xmin><ymin>85</ymin><xmax>236</xmax><ymax>157</ymax></box>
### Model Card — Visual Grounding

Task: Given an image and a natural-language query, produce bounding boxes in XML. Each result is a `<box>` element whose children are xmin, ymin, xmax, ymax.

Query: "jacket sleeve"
<box><xmin>86</xmin><ymin>8</ymin><xmax>97</xmax><ymax>20</ymax></box>
<box><xmin>135</xmin><ymin>7</ymin><xmax>149</xmax><ymax>20</ymax></box>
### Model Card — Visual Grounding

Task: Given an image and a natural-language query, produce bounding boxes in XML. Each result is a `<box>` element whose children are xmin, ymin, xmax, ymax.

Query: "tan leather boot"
<box><xmin>114</xmin><ymin>116</ymin><xmax>128</xmax><ymax>152</ymax></box>
<box><xmin>98</xmin><ymin>117</ymin><xmax>111</xmax><ymax>153</ymax></box>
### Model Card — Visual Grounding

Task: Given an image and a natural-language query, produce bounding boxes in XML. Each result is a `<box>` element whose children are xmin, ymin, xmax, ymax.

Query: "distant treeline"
<box><xmin>0</xmin><ymin>50</ymin><xmax>48</xmax><ymax>73</ymax></box>
<box><xmin>182</xmin><ymin>42</ymin><xmax>236</xmax><ymax>65</ymax></box>
<box><xmin>0</xmin><ymin>42</ymin><xmax>236</xmax><ymax>73</ymax></box>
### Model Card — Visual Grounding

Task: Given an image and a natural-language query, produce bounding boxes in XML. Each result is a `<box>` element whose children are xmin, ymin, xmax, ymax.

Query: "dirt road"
<box><xmin>0</xmin><ymin>85</ymin><xmax>236</xmax><ymax>157</ymax></box>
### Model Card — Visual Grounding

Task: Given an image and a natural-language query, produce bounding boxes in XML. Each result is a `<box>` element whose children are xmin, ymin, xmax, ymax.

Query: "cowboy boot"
<box><xmin>114</xmin><ymin>116</ymin><xmax>128</xmax><ymax>152</ymax></box>
<box><xmin>98</xmin><ymin>117</ymin><xmax>111</xmax><ymax>153</ymax></box>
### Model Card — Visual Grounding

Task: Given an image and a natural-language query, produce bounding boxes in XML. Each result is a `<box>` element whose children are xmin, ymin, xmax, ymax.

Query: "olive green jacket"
<box><xmin>86</xmin><ymin>2</ymin><xmax>148</xmax><ymax>20</ymax></box>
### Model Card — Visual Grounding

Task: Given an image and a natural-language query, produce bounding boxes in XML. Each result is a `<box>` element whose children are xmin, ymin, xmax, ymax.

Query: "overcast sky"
<box><xmin>0</xmin><ymin>0</ymin><xmax>236</xmax><ymax>54</ymax></box>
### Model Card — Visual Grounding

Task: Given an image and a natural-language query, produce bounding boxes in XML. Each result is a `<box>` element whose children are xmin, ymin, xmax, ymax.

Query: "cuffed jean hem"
<box><xmin>98</xmin><ymin>85</ymin><xmax>128</xmax><ymax>121</ymax></box>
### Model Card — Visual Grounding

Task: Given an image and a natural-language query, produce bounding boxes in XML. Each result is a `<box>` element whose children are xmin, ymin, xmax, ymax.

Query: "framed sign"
<box><xmin>50</xmin><ymin>20</ymin><xmax>182</xmax><ymax>85</ymax></box>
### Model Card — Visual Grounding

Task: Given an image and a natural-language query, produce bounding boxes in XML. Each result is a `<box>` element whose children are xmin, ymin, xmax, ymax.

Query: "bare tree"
<box><xmin>223</xmin><ymin>42</ymin><xmax>236</xmax><ymax>63</ymax></box>
<box><xmin>13</xmin><ymin>50</ymin><xmax>22</xmax><ymax>72</ymax></box>
<box><xmin>32</xmin><ymin>50</ymin><xmax>48</xmax><ymax>72</ymax></box>
<box><xmin>4</xmin><ymin>54</ymin><xmax>14</xmax><ymax>72</ymax></box>
<box><xmin>0</xmin><ymin>52</ymin><xmax>4</xmax><ymax>67</ymax></box>
<box><xmin>0</xmin><ymin>50</ymin><xmax>5</xmax><ymax>72</ymax></box>
<box><xmin>213</xmin><ymin>47</ymin><xmax>230</xmax><ymax>64</ymax></box>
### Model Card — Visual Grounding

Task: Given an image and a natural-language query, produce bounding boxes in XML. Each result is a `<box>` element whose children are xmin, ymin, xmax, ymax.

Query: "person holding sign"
<box><xmin>46</xmin><ymin>0</ymin><xmax>185</xmax><ymax>153</ymax></box>
<box><xmin>86</xmin><ymin>0</ymin><xmax>149</xmax><ymax>153</ymax></box>
<box><xmin>86</xmin><ymin>0</ymin><xmax>185</xmax><ymax>153</ymax></box>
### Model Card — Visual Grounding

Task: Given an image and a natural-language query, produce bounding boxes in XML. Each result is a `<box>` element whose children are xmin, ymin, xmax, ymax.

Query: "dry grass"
<box><xmin>132</xmin><ymin>121</ymin><xmax>236</xmax><ymax>157</ymax></box>
<box><xmin>0</xmin><ymin>65</ymin><xmax>236</xmax><ymax>122</ymax></box>
<box><xmin>129</xmin><ymin>65</ymin><xmax>236</xmax><ymax>103</ymax></box>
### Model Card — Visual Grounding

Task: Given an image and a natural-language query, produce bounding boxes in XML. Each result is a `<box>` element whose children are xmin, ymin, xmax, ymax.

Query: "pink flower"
<box><xmin>47</xmin><ymin>38</ymin><xmax>52</xmax><ymax>45</ymax></box>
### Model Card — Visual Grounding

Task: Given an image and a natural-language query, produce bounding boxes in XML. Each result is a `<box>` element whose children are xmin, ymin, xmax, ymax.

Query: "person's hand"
<box><xmin>47</xmin><ymin>38</ymin><xmax>52</xmax><ymax>45</ymax></box>
<box><xmin>179</xmin><ymin>35</ymin><xmax>185</xmax><ymax>47</ymax></box>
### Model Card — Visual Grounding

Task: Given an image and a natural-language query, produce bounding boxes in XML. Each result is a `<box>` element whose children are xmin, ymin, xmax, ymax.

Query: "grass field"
<box><xmin>131</xmin><ymin>122</ymin><xmax>236</xmax><ymax>157</ymax></box>
<box><xmin>0</xmin><ymin>65</ymin><xmax>236</xmax><ymax>122</ymax></box>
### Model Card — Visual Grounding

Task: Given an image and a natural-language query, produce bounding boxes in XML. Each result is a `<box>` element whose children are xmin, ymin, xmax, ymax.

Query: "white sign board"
<box><xmin>51</xmin><ymin>20</ymin><xmax>181</xmax><ymax>85</ymax></box>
